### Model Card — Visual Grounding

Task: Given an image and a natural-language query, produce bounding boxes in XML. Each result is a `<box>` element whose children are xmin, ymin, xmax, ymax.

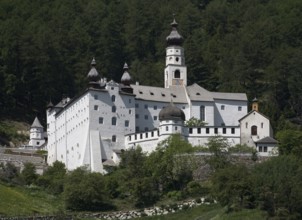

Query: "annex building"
<box><xmin>45</xmin><ymin>19</ymin><xmax>277</xmax><ymax>173</ymax></box>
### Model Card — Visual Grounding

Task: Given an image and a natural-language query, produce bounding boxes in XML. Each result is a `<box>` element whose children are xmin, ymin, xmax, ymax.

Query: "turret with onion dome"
<box><xmin>164</xmin><ymin>17</ymin><xmax>187</xmax><ymax>88</ymax></box>
<box><xmin>158</xmin><ymin>102</ymin><xmax>186</xmax><ymax>141</ymax></box>
<box><xmin>120</xmin><ymin>62</ymin><xmax>133</xmax><ymax>94</ymax></box>
<box><xmin>166</xmin><ymin>18</ymin><xmax>184</xmax><ymax>46</ymax></box>
<box><xmin>159</xmin><ymin>102</ymin><xmax>185</xmax><ymax>121</ymax></box>
<box><xmin>87</xmin><ymin>58</ymin><xmax>105</xmax><ymax>89</ymax></box>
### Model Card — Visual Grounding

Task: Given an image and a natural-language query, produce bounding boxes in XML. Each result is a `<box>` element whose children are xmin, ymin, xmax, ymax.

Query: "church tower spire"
<box><xmin>164</xmin><ymin>17</ymin><xmax>187</xmax><ymax>88</ymax></box>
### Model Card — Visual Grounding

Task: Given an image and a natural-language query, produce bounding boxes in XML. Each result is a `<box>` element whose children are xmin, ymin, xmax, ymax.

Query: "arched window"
<box><xmin>200</xmin><ymin>106</ymin><xmax>205</xmax><ymax>121</ymax></box>
<box><xmin>251</xmin><ymin>125</ymin><xmax>257</xmax><ymax>135</ymax></box>
<box><xmin>112</xmin><ymin>117</ymin><xmax>117</xmax><ymax>126</ymax></box>
<box><xmin>111</xmin><ymin>95</ymin><xmax>115</xmax><ymax>102</ymax></box>
<box><xmin>174</xmin><ymin>70</ymin><xmax>180</xmax><ymax>78</ymax></box>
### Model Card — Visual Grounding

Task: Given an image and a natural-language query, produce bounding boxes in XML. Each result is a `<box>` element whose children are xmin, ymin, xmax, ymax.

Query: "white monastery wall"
<box><xmin>214</xmin><ymin>99</ymin><xmax>247</xmax><ymax>126</ymax></box>
<box><xmin>190</xmin><ymin>101</ymin><xmax>214</xmax><ymax>126</ymax></box>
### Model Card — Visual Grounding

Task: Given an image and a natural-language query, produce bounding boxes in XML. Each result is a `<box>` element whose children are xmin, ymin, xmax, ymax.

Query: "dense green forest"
<box><xmin>1</xmin><ymin>0</ymin><xmax>302</xmax><ymax>128</ymax></box>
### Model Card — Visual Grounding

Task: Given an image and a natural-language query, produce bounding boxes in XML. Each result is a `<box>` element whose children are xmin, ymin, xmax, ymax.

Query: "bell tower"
<box><xmin>164</xmin><ymin>18</ymin><xmax>187</xmax><ymax>88</ymax></box>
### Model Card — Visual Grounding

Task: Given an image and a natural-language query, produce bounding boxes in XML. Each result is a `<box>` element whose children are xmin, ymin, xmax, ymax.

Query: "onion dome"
<box><xmin>120</xmin><ymin>62</ymin><xmax>133</xmax><ymax>94</ymax></box>
<box><xmin>121</xmin><ymin>63</ymin><xmax>132</xmax><ymax>86</ymax></box>
<box><xmin>87</xmin><ymin>58</ymin><xmax>100</xmax><ymax>82</ymax></box>
<box><xmin>159</xmin><ymin>102</ymin><xmax>185</xmax><ymax>121</ymax></box>
<box><xmin>166</xmin><ymin>18</ymin><xmax>183</xmax><ymax>46</ymax></box>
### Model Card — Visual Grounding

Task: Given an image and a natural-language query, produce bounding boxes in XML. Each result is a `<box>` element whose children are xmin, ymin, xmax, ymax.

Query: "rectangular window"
<box><xmin>145</xmin><ymin>127</ymin><xmax>148</xmax><ymax>131</ymax></box>
<box><xmin>135</xmin><ymin>114</ymin><xmax>139</xmax><ymax>119</ymax></box>
<box><xmin>223</xmin><ymin>128</ymin><xmax>226</xmax><ymax>134</ymax></box>
<box><xmin>175</xmin><ymin>126</ymin><xmax>178</xmax><ymax>131</ymax></box>
<box><xmin>231</xmin><ymin>128</ymin><xmax>235</xmax><ymax>134</ymax></box>
<box><xmin>99</xmin><ymin>117</ymin><xmax>103</xmax><ymax>124</ymax></box>
<box><xmin>214</xmin><ymin>128</ymin><xmax>218</xmax><ymax>134</ymax></box>
<box><xmin>125</xmin><ymin>120</ymin><xmax>129</xmax><ymax>127</ymax></box>
<box><xmin>145</xmin><ymin>115</ymin><xmax>148</xmax><ymax>120</ymax></box>
<box><xmin>221</xmin><ymin>105</ymin><xmax>225</xmax><ymax>110</ymax></box>
<box><xmin>144</xmin><ymin>104</ymin><xmax>148</xmax><ymax>109</ymax></box>
<box><xmin>166</xmin><ymin>126</ymin><xmax>169</xmax><ymax>131</ymax></box>
<box><xmin>129</xmin><ymin>136</ymin><xmax>131</xmax><ymax>141</ymax></box>
<box><xmin>197</xmin><ymin>128</ymin><xmax>201</xmax><ymax>134</ymax></box>
<box><xmin>189</xmin><ymin>128</ymin><xmax>193</xmax><ymax>134</ymax></box>
<box><xmin>264</xmin><ymin>146</ymin><xmax>268</xmax><ymax>152</ymax></box>
<box><xmin>135</xmin><ymin>127</ymin><xmax>139</xmax><ymax>132</ymax></box>
<box><xmin>94</xmin><ymin>95</ymin><xmax>98</xmax><ymax>100</ymax></box>
<box><xmin>145</xmin><ymin>133</ymin><xmax>148</xmax><ymax>138</ymax></box>
<box><xmin>238</xmin><ymin>106</ymin><xmax>242</xmax><ymax>111</ymax></box>
<box><xmin>154</xmin><ymin>105</ymin><xmax>157</xmax><ymax>110</ymax></box>
<box><xmin>94</xmin><ymin>105</ymin><xmax>98</xmax><ymax>110</ymax></box>
<box><xmin>129</xmin><ymin>109</ymin><xmax>132</xmax><ymax>114</ymax></box>
<box><xmin>135</xmin><ymin>103</ymin><xmax>139</xmax><ymax>108</ymax></box>
<box><xmin>200</xmin><ymin>106</ymin><xmax>205</xmax><ymax>121</ymax></box>
<box><xmin>135</xmin><ymin>134</ymin><xmax>137</xmax><ymax>140</ymax></box>
<box><xmin>151</xmin><ymin>131</ymin><xmax>154</xmax><ymax>137</ymax></box>
<box><xmin>259</xmin><ymin>146</ymin><xmax>263</xmax><ymax>152</ymax></box>
<box><xmin>129</xmin><ymin>99</ymin><xmax>132</xmax><ymax>103</ymax></box>
<box><xmin>140</xmin><ymin>133</ymin><xmax>143</xmax><ymax>139</ymax></box>
<box><xmin>261</xmin><ymin>123</ymin><xmax>264</xmax><ymax>128</ymax></box>
<box><xmin>206</xmin><ymin>128</ymin><xmax>210</xmax><ymax>134</ymax></box>
<box><xmin>153</xmin><ymin>116</ymin><xmax>158</xmax><ymax>120</ymax></box>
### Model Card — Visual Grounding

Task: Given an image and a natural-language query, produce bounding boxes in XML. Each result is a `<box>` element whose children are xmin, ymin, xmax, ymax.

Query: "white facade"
<box><xmin>45</xmin><ymin>20</ymin><xmax>277</xmax><ymax>173</ymax></box>
<box><xmin>239</xmin><ymin>110</ymin><xmax>273</xmax><ymax>147</ymax></box>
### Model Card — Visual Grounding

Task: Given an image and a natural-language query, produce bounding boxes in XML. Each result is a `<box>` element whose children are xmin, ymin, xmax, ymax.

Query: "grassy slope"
<box><xmin>0</xmin><ymin>183</ymin><xmax>63</xmax><ymax>216</ymax></box>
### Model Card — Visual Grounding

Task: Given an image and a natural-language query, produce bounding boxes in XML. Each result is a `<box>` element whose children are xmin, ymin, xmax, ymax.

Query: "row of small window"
<box><xmin>258</xmin><ymin>146</ymin><xmax>268</xmax><ymax>152</ymax></box>
<box><xmin>99</xmin><ymin>117</ymin><xmax>129</xmax><ymax>127</ymax></box>
<box><xmin>94</xmin><ymin>105</ymin><xmax>133</xmax><ymax>115</ymax></box>
<box><xmin>129</xmin><ymin>130</ymin><xmax>159</xmax><ymax>141</ymax></box>
<box><xmin>220</xmin><ymin>105</ymin><xmax>242</xmax><ymax>111</ymax></box>
<box><xmin>94</xmin><ymin>94</ymin><xmax>117</xmax><ymax>102</ymax></box>
<box><xmin>135</xmin><ymin>103</ymin><xmax>158</xmax><ymax>110</ymax></box>
<box><xmin>189</xmin><ymin>127</ymin><xmax>236</xmax><ymax>134</ymax></box>
<box><xmin>135</xmin><ymin>114</ymin><xmax>158</xmax><ymax>120</ymax></box>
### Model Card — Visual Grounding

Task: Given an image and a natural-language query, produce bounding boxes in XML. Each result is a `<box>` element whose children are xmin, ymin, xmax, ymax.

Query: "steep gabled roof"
<box><xmin>31</xmin><ymin>117</ymin><xmax>43</xmax><ymax>128</ymax></box>
<box><xmin>186</xmin><ymin>83</ymin><xmax>213</xmax><ymax>102</ymax></box>
<box><xmin>255</xmin><ymin>136</ymin><xmax>278</xmax><ymax>144</ymax></box>
<box><xmin>238</xmin><ymin>110</ymin><xmax>270</xmax><ymax>122</ymax></box>
<box><xmin>131</xmin><ymin>84</ymin><xmax>188</xmax><ymax>103</ymax></box>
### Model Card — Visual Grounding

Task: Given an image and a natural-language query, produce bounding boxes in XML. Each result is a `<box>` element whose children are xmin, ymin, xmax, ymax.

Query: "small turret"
<box><xmin>87</xmin><ymin>58</ymin><xmax>105</xmax><ymax>89</ymax></box>
<box><xmin>252</xmin><ymin>97</ymin><xmax>259</xmax><ymax>112</ymax></box>
<box><xmin>29</xmin><ymin>117</ymin><xmax>45</xmax><ymax>148</ymax></box>
<box><xmin>120</xmin><ymin>62</ymin><xmax>133</xmax><ymax>94</ymax></box>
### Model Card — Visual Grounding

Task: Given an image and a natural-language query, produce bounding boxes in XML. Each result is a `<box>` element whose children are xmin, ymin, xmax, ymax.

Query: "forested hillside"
<box><xmin>1</xmin><ymin>0</ymin><xmax>301</xmax><ymax>129</ymax></box>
